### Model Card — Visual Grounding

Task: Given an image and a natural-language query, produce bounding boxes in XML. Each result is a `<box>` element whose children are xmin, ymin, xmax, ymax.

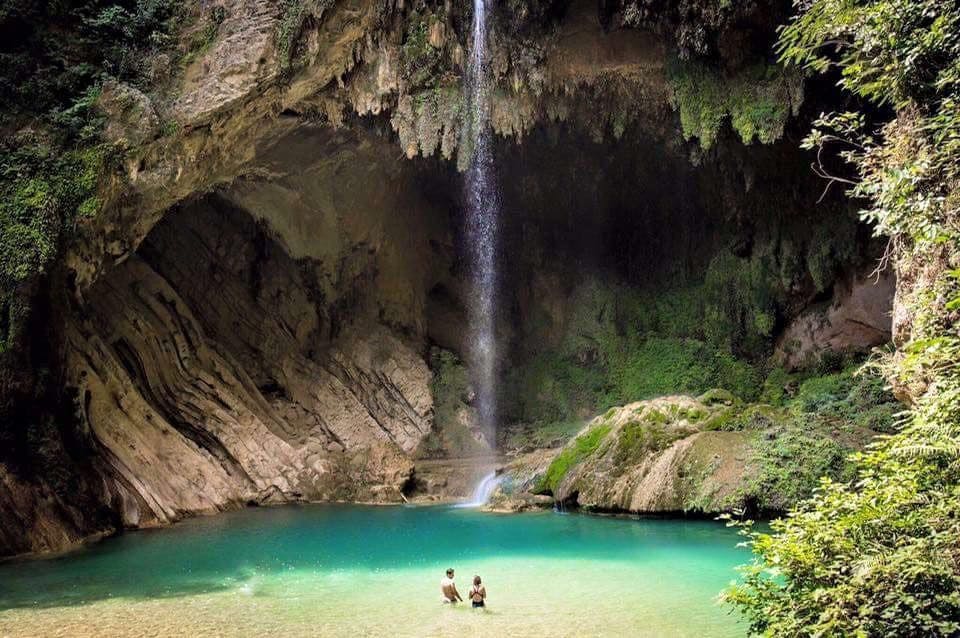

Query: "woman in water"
<box><xmin>469</xmin><ymin>575</ymin><xmax>487</xmax><ymax>608</ymax></box>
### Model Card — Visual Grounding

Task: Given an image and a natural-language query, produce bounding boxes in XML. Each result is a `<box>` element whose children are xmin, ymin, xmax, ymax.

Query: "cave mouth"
<box><xmin>0</xmin><ymin>80</ymin><xmax>898</xmax><ymax>605</ymax></box>
<box><xmin>67</xmin><ymin>118</ymin><xmax>891</xmax><ymax>514</ymax></box>
<box><xmin>0</xmin><ymin>114</ymin><xmax>901</xmax><ymax>631</ymax></box>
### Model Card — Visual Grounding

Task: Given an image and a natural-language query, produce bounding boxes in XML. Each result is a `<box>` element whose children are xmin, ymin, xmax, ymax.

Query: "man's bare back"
<box><xmin>440</xmin><ymin>568</ymin><xmax>462</xmax><ymax>603</ymax></box>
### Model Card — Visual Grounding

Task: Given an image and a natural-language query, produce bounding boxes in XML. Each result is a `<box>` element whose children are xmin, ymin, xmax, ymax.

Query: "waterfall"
<box><xmin>463</xmin><ymin>0</ymin><xmax>499</xmax><ymax>439</ymax></box>
<box><xmin>455</xmin><ymin>472</ymin><xmax>503</xmax><ymax>508</ymax></box>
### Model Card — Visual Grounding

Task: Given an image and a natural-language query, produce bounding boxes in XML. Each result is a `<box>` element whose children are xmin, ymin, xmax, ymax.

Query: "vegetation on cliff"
<box><xmin>504</xmin><ymin>222</ymin><xmax>867</xmax><ymax>436</ymax></box>
<box><xmin>614</xmin><ymin>0</ymin><xmax>786</xmax><ymax>60</ymax></box>
<box><xmin>0</xmin><ymin>0</ymin><xmax>191</xmax><ymax>475</ymax></box>
<box><xmin>0</xmin><ymin>0</ymin><xmax>231</xmax><ymax>354</ymax></box>
<box><xmin>0</xmin><ymin>0</ymin><xmax>177</xmax><ymax>353</ymax></box>
<box><xmin>724</xmin><ymin>0</ymin><xmax>960</xmax><ymax>634</ymax></box>
<box><xmin>532</xmin><ymin>365</ymin><xmax>897</xmax><ymax>513</ymax></box>
<box><xmin>668</xmin><ymin>60</ymin><xmax>803</xmax><ymax>150</ymax></box>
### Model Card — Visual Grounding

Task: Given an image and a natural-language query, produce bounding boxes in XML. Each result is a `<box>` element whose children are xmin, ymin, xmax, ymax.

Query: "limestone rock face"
<box><xmin>0</xmin><ymin>466</ymin><xmax>115</xmax><ymax>556</ymax></box>
<box><xmin>568</xmin><ymin>429</ymin><xmax>753</xmax><ymax>512</ymax></box>
<box><xmin>548</xmin><ymin>395</ymin><xmax>753</xmax><ymax>513</ymax></box>
<box><xmin>776</xmin><ymin>271</ymin><xmax>895</xmax><ymax>369</ymax></box>
<box><xmin>74</xmin><ymin>195</ymin><xmax>434</xmax><ymax>509</ymax></box>
<box><xmin>0</xmin><ymin>164</ymin><xmax>449</xmax><ymax>556</ymax></box>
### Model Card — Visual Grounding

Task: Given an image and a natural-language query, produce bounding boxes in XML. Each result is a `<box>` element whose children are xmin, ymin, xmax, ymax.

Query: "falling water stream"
<box><xmin>454</xmin><ymin>471</ymin><xmax>504</xmax><ymax>508</ymax></box>
<box><xmin>0</xmin><ymin>8</ymin><xmax>751</xmax><ymax>638</ymax></box>
<box><xmin>463</xmin><ymin>0</ymin><xmax>499</xmax><ymax>438</ymax></box>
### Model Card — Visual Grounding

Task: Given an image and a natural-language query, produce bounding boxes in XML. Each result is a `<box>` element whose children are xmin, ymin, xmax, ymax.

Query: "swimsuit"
<box><xmin>470</xmin><ymin>586</ymin><xmax>485</xmax><ymax>608</ymax></box>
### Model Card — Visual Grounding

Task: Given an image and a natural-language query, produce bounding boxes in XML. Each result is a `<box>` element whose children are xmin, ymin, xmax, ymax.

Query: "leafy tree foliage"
<box><xmin>0</xmin><ymin>0</ymin><xmax>179</xmax><ymax>353</ymax></box>
<box><xmin>0</xmin><ymin>0</ymin><xmax>179</xmax><ymax>131</ymax></box>
<box><xmin>724</xmin><ymin>0</ymin><xmax>960</xmax><ymax>635</ymax></box>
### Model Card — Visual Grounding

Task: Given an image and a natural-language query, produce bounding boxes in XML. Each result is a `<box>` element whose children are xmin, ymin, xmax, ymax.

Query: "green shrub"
<box><xmin>725</xmin><ymin>0</ymin><xmax>960</xmax><ymax>634</ymax></box>
<box><xmin>607</xmin><ymin>336</ymin><xmax>761</xmax><ymax>402</ymax></box>
<box><xmin>401</xmin><ymin>13</ymin><xmax>444</xmax><ymax>89</ymax></box>
<box><xmin>740</xmin><ymin>420</ymin><xmax>855</xmax><ymax>511</ymax></box>
<box><xmin>725</xmin><ymin>363</ymin><xmax>899</xmax><ymax>510</ymax></box>
<box><xmin>793</xmin><ymin>371</ymin><xmax>847</xmax><ymax>412</ymax></box>
<box><xmin>758</xmin><ymin>366</ymin><xmax>794</xmax><ymax>406</ymax></box>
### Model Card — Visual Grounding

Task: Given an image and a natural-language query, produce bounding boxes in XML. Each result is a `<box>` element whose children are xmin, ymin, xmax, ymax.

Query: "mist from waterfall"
<box><xmin>454</xmin><ymin>472</ymin><xmax>503</xmax><ymax>508</ymax></box>
<box><xmin>463</xmin><ymin>0</ymin><xmax>499</xmax><ymax>439</ymax></box>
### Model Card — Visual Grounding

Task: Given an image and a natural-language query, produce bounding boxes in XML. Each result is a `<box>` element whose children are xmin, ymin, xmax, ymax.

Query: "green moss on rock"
<box><xmin>614</xmin><ymin>418</ymin><xmax>693</xmax><ymax>465</ymax></box>
<box><xmin>522</xmin><ymin>363</ymin><xmax>899</xmax><ymax>513</ymax></box>
<box><xmin>416</xmin><ymin>348</ymin><xmax>488</xmax><ymax>458</ymax></box>
<box><xmin>536</xmin><ymin>421</ymin><xmax>612</xmax><ymax>494</ymax></box>
<box><xmin>401</xmin><ymin>12</ymin><xmax>447</xmax><ymax>90</ymax></box>
<box><xmin>668</xmin><ymin>60</ymin><xmax>804</xmax><ymax>150</ymax></box>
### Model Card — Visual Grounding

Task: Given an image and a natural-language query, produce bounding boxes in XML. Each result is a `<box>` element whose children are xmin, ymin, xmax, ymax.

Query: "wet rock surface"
<box><xmin>0</xmin><ymin>0</ymin><xmax>903</xmax><ymax>557</ymax></box>
<box><xmin>492</xmin><ymin>389</ymin><xmax>883</xmax><ymax>517</ymax></box>
<box><xmin>776</xmin><ymin>271</ymin><xmax>895</xmax><ymax>370</ymax></box>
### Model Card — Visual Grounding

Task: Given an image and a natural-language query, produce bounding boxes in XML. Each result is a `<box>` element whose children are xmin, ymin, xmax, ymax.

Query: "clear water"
<box><xmin>0</xmin><ymin>505</ymin><xmax>745</xmax><ymax>637</ymax></box>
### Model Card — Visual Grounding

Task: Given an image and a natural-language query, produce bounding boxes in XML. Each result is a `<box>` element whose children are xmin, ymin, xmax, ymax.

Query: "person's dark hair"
<box><xmin>473</xmin><ymin>575</ymin><xmax>481</xmax><ymax>585</ymax></box>
<box><xmin>446</xmin><ymin>568</ymin><xmax>454</xmax><ymax>576</ymax></box>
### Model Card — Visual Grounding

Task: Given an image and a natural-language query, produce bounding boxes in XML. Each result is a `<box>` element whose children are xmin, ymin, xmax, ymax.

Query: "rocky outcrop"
<box><xmin>0</xmin><ymin>0</ymin><xmax>899</xmax><ymax>557</ymax></box>
<box><xmin>0</xmin><ymin>162</ymin><xmax>451</xmax><ymax>556</ymax></box>
<box><xmin>486</xmin><ymin>448</ymin><xmax>558</xmax><ymax>512</ymax></box>
<box><xmin>541</xmin><ymin>394</ymin><xmax>755</xmax><ymax>513</ymax></box>
<box><xmin>0</xmin><ymin>465</ymin><xmax>115</xmax><ymax>556</ymax></box>
<box><xmin>776</xmin><ymin>271</ymin><xmax>895</xmax><ymax>369</ymax></box>
<box><xmin>562</xmin><ymin>427</ymin><xmax>753</xmax><ymax>512</ymax></box>
<box><xmin>496</xmin><ymin>387</ymin><xmax>886</xmax><ymax>516</ymax></box>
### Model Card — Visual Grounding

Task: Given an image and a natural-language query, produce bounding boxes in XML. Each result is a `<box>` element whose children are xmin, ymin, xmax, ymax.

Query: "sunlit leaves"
<box><xmin>726</xmin><ymin>0</ymin><xmax>960</xmax><ymax>634</ymax></box>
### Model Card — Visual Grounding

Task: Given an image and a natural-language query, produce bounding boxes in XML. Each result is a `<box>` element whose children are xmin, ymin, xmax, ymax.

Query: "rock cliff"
<box><xmin>0</xmin><ymin>0</ymin><xmax>901</xmax><ymax>556</ymax></box>
<box><xmin>494</xmin><ymin>368</ymin><xmax>898</xmax><ymax>516</ymax></box>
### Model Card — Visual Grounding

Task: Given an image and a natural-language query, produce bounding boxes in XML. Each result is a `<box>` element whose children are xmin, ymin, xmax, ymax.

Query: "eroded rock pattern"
<box><xmin>0</xmin><ymin>0</ymin><xmax>902</xmax><ymax>557</ymax></box>
<box><xmin>776</xmin><ymin>271</ymin><xmax>895</xmax><ymax>370</ymax></box>
<box><xmin>2</xmin><ymin>162</ymin><xmax>448</xmax><ymax>556</ymax></box>
<box><xmin>550</xmin><ymin>395</ymin><xmax>753</xmax><ymax>513</ymax></box>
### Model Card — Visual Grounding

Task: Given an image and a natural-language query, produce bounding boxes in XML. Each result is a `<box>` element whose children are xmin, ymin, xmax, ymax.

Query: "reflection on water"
<box><xmin>0</xmin><ymin>505</ymin><xmax>746</xmax><ymax>637</ymax></box>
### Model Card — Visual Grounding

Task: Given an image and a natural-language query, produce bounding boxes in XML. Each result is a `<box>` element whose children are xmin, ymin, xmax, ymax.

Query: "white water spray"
<box><xmin>463</xmin><ymin>0</ymin><xmax>499</xmax><ymax>439</ymax></box>
<box><xmin>455</xmin><ymin>471</ymin><xmax>503</xmax><ymax>508</ymax></box>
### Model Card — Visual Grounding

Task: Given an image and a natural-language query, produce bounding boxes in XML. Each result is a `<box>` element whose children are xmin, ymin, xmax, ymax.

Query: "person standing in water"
<box><xmin>441</xmin><ymin>568</ymin><xmax>462</xmax><ymax>603</ymax></box>
<box><xmin>469</xmin><ymin>575</ymin><xmax>487</xmax><ymax>608</ymax></box>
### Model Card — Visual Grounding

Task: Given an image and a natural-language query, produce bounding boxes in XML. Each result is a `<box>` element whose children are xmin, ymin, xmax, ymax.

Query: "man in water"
<box><xmin>440</xmin><ymin>568</ymin><xmax>463</xmax><ymax>603</ymax></box>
